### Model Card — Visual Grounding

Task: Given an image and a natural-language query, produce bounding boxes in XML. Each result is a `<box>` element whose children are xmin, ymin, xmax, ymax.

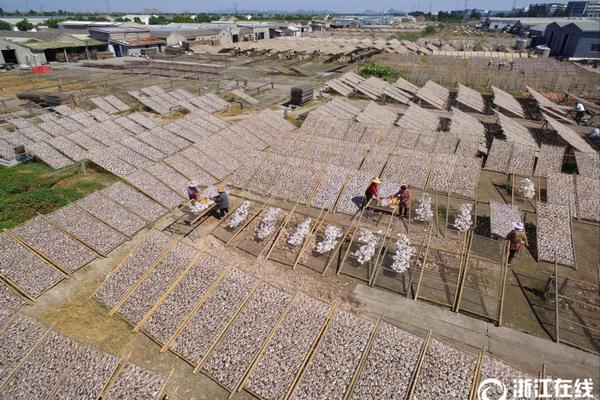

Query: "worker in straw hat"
<box><xmin>393</xmin><ymin>184</ymin><xmax>411</xmax><ymax>219</ymax></box>
<box><xmin>360</xmin><ymin>177</ymin><xmax>382</xmax><ymax>211</ymax></box>
<box><xmin>212</xmin><ymin>187</ymin><xmax>229</xmax><ymax>219</ymax></box>
<box><xmin>506</xmin><ymin>221</ymin><xmax>528</xmax><ymax>265</ymax></box>
<box><xmin>187</xmin><ymin>181</ymin><xmax>199</xmax><ymax>201</ymax></box>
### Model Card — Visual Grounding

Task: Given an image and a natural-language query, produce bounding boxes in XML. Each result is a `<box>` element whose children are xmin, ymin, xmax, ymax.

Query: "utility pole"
<box><xmin>233</xmin><ymin>1</ymin><xmax>239</xmax><ymax>15</ymax></box>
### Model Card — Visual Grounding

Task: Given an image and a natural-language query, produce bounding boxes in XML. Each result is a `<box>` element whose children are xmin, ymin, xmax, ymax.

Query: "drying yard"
<box><xmin>0</xmin><ymin>28</ymin><xmax>599</xmax><ymax>400</ymax></box>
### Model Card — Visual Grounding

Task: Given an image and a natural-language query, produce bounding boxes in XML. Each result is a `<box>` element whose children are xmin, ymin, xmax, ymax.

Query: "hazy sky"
<box><xmin>3</xmin><ymin>0</ymin><xmax>529</xmax><ymax>13</ymax></box>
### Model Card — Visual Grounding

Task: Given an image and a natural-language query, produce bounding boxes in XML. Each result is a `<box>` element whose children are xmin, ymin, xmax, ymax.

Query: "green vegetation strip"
<box><xmin>0</xmin><ymin>161</ymin><xmax>117</xmax><ymax>231</ymax></box>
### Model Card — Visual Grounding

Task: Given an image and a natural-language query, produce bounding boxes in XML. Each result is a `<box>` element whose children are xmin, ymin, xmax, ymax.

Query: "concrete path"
<box><xmin>353</xmin><ymin>283</ymin><xmax>600</xmax><ymax>382</ymax></box>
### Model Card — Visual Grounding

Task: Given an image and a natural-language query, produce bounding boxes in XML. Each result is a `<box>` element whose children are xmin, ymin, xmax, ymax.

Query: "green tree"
<box><xmin>16</xmin><ymin>18</ymin><xmax>34</xmax><ymax>31</ymax></box>
<box><xmin>148</xmin><ymin>15</ymin><xmax>168</xmax><ymax>25</ymax></box>
<box><xmin>115</xmin><ymin>17</ymin><xmax>131</xmax><ymax>22</ymax></box>
<box><xmin>46</xmin><ymin>19</ymin><xmax>65</xmax><ymax>28</ymax></box>
<box><xmin>0</xmin><ymin>20</ymin><xmax>11</xmax><ymax>30</ymax></box>
<box><xmin>133</xmin><ymin>16</ymin><xmax>143</xmax><ymax>24</ymax></box>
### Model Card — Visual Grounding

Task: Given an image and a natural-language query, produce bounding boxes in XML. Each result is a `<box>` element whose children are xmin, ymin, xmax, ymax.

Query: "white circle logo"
<box><xmin>478</xmin><ymin>378</ymin><xmax>508</xmax><ymax>400</ymax></box>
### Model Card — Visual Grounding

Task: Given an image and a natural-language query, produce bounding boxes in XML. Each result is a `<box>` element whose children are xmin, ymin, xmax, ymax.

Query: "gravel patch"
<box><xmin>169</xmin><ymin>268</ymin><xmax>257</xmax><ymax>365</ymax></box>
<box><xmin>0</xmin><ymin>233</ymin><xmax>64</xmax><ymax>299</ymax></box>
<box><xmin>48</xmin><ymin>204</ymin><xmax>127</xmax><ymax>256</ymax></box>
<box><xmin>412</xmin><ymin>338</ymin><xmax>477</xmax><ymax>400</ymax></box>
<box><xmin>100</xmin><ymin>182</ymin><xmax>167</xmax><ymax>223</ymax></box>
<box><xmin>11</xmin><ymin>215</ymin><xmax>96</xmax><ymax>273</ymax></box>
<box><xmin>203</xmin><ymin>282</ymin><xmax>292</xmax><ymax>391</ymax></box>
<box><xmin>0</xmin><ymin>313</ymin><xmax>46</xmax><ymax>384</ymax></box>
<box><xmin>350</xmin><ymin>322</ymin><xmax>424</xmax><ymax>400</ymax></box>
<box><xmin>143</xmin><ymin>254</ymin><xmax>227</xmax><ymax>345</ymax></box>
<box><xmin>54</xmin><ymin>343</ymin><xmax>120</xmax><ymax>400</ymax></box>
<box><xmin>117</xmin><ymin>241</ymin><xmax>197</xmax><ymax>325</ymax></box>
<box><xmin>246</xmin><ymin>293</ymin><xmax>332</xmax><ymax>400</ymax></box>
<box><xmin>290</xmin><ymin>309</ymin><xmax>374</xmax><ymax>400</ymax></box>
<box><xmin>77</xmin><ymin>192</ymin><xmax>147</xmax><ymax>237</ymax></box>
<box><xmin>104</xmin><ymin>362</ymin><xmax>165</xmax><ymax>400</ymax></box>
<box><xmin>94</xmin><ymin>230</ymin><xmax>172</xmax><ymax>309</ymax></box>
<box><xmin>0</xmin><ymin>330</ymin><xmax>80</xmax><ymax>400</ymax></box>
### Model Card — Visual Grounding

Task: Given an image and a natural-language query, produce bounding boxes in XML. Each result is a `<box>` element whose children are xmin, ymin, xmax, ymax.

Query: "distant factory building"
<box><xmin>0</xmin><ymin>30</ymin><xmax>107</xmax><ymax>65</ymax></box>
<box><xmin>545</xmin><ymin>20</ymin><xmax>600</xmax><ymax>59</ymax></box>
<box><xmin>89</xmin><ymin>27</ymin><xmax>165</xmax><ymax>56</ymax></box>
<box><xmin>566</xmin><ymin>1</ymin><xmax>600</xmax><ymax>17</ymax></box>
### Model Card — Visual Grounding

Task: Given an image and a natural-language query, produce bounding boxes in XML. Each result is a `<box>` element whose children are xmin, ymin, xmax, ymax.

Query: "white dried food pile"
<box><xmin>227</xmin><ymin>201</ymin><xmax>251</xmax><ymax>229</ymax></box>
<box><xmin>256</xmin><ymin>207</ymin><xmax>282</xmax><ymax>240</ymax></box>
<box><xmin>453</xmin><ymin>203</ymin><xmax>473</xmax><ymax>232</ymax></box>
<box><xmin>288</xmin><ymin>218</ymin><xmax>312</xmax><ymax>247</ymax></box>
<box><xmin>518</xmin><ymin>178</ymin><xmax>536</xmax><ymax>199</ymax></box>
<box><xmin>415</xmin><ymin>194</ymin><xmax>434</xmax><ymax>222</ymax></box>
<box><xmin>190</xmin><ymin>199</ymin><xmax>214</xmax><ymax>213</ymax></box>
<box><xmin>316</xmin><ymin>225</ymin><xmax>344</xmax><ymax>254</ymax></box>
<box><xmin>353</xmin><ymin>228</ymin><xmax>379</xmax><ymax>264</ymax></box>
<box><xmin>391</xmin><ymin>234</ymin><xmax>415</xmax><ymax>273</ymax></box>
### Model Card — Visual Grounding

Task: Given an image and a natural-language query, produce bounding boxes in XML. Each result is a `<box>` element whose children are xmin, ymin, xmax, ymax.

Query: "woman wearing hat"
<box><xmin>360</xmin><ymin>177</ymin><xmax>382</xmax><ymax>211</ymax></box>
<box><xmin>187</xmin><ymin>181</ymin><xmax>199</xmax><ymax>201</ymax></box>
<box><xmin>506</xmin><ymin>221</ymin><xmax>528</xmax><ymax>265</ymax></box>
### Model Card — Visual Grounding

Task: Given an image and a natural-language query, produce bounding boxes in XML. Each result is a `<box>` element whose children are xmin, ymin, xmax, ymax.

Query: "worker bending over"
<box><xmin>506</xmin><ymin>222</ymin><xmax>528</xmax><ymax>265</ymax></box>
<box><xmin>575</xmin><ymin>103</ymin><xmax>586</xmax><ymax>125</ymax></box>
<box><xmin>394</xmin><ymin>185</ymin><xmax>411</xmax><ymax>219</ymax></box>
<box><xmin>213</xmin><ymin>187</ymin><xmax>229</xmax><ymax>219</ymax></box>
<box><xmin>360</xmin><ymin>177</ymin><xmax>381</xmax><ymax>211</ymax></box>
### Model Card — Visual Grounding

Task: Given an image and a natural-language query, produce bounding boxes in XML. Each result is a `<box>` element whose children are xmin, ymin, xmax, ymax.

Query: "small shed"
<box><xmin>546</xmin><ymin>20</ymin><xmax>600</xmax><ymax>59</ymax></box>
<box><xmin>89</xmin><ymin>27</ymin><xmax>165</xmax><ymax>57</ymax></box>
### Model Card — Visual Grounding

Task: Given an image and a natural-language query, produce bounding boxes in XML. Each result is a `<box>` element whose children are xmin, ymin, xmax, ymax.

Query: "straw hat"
<box><xmin>372</xmin><ymin>177</ymin><xmax>382</xmax><ymax>184</ymax></box>
<box><xmin>513</xmin><ymin>221</ymin><xmax>524</xmax><ymax>231</ymax></box>
<box><xmin>188</xmin><ymin>181</ymin><xmax>199</xmax><ymax>187</ymax></box>
<box><xmin>217</xmin><ymin>187</ymin><xmax>225</xmax><ymax>193</ymax></box>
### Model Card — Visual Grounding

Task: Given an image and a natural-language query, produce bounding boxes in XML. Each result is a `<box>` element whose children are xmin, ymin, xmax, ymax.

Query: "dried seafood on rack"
<box><xmin>353</xmin><ymin>228</ymin><xmax>379</xmax><ymax>264</ymax></box>
<box><xmin>391</xmin><ymin>234</ymin><xmax>415</xmax><ymax>273</ymax></box>
<box><xmin>315</xmin><ymin>225</ymin><xmax>344</xmax><ymax>254</ymax></box>
<box><xmin>453</xmin><ymin>203</ymin><xmax>473</xmax><ymax>232</ymax></box>
<box><xmin>415</xmin><ymin>194</ymin><xmax>434</xmax><ymax>222</ymax></box>
<box><xmin>288</xmin><ymin>218</ymin><xmax>312</xmax><ymax>247</ymax></box>
<box><xmin>256</xmin><ymin>207</ymin><xmax>282</xmax><ymax>240</ymax></box>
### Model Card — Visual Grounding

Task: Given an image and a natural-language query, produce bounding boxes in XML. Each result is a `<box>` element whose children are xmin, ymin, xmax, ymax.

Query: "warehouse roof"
<box><xmin>0</xmin><ymin>34</ymin><xmax>105</xmax><ymax>50</ymax></box>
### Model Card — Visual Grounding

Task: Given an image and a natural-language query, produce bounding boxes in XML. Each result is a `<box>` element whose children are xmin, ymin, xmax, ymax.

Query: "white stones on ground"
<box><xmin>104</xmin><ymin>362</ymin><xmax>165</xmax><ymax>400</ymax></box>
<box><xmin>203</xmin><ymin>283</ymin><xmax>291</xmax><ymax>391</ymax></box>
<box><xmin>350</xmin><ymin>322</ymin><xmax>424</xmax><ymax>400</ymax></box>
<box><xmin>290</xmin><ymin>309</ymin><xmax>374</xmax><ymax>400</ymax></box>
<box><xmin>142</xmin><ymin>254</ymin><xmax>226</xmax><ymax>346</ymax></box>
<box><xmin>415</xmin><ymin>194</ymin><xmax>434</xmax><ymax>222</ymax></box>
<box><xmin>94</xmin><ymin>230</ymin><xmax>171</xmax><ymax>309</ymax></box>
<box><xmin>48</xmin><ymin>204</ymin><xmax>127</xmax><ymax>256</ymax></box>
<box><xmin>117</xmin><ymin>241</ymin><xmax>198</xmax><ymax>325</ymax></box>
<box><xmin>246</xmin><ymin>293</ymin><xmax>332</xmax><ymax>400</ymax></box>
<box><xmin>0</xmin><ymin>313</ymin><xmax>46</xmax><ymax>384</ymax></box>
<box><xmin>412</xmin><ymin>338</ymin><xmax>477</xmax><ymax>400</ymax></box>
<box><xmin>315</xmin><ymin>225</ymin><xmax>344</xmax><ymax>254</ymax></box>
<box><xmin>170</xmin><ymin>268</ymin><xmax>257</xmax><ymax>364</ymax></box>
<box><xmin>54</xmin><ymin>343</ymin><xmax>120</xmax><ymax>400</ymax></box>
<box><xmin>0</xmin><ymin>233</ymin><xmax>63</xmax><ymax>299</ymax></box>
<box><xmin>256</xmin><ymin>207</ymin><xmax>282</xmax><ymax>240</ymax></box>
<box><xmin>518</xmin><ymin>178</ymin><xmax>536</xmax><ymax>199</ymax></box>
<box><xmin>288</xmin><ymin>218</ymin><xmax>312</xmax><ymax>247</ymax></box>
<box><xmin>0</xmin><ymin>330</ymin><xmax>80</xmax><ymax>400</ymax></box>
<box><xmin>11</xmin><ymin>215</ymin><xmax>96</xmax><ymax>274</ymax></box>
<box><xmin>453</xmin><ymin>203</ymin><xmax>473</xmax><ymax>232</ymax></box>
<box><xmin>391</xmin><ymin>234</ymin><xmax>415</xmax><ymax>273</ymax></box>
<box><xmin>227</xmin><ymin>201</ymin><xmax>251</xmax><ymax>229</ymax></box>
<box><xmin>353</xmin><ymin>229</ymin><xmax>380</xmax><ymax>264</ymax></box>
